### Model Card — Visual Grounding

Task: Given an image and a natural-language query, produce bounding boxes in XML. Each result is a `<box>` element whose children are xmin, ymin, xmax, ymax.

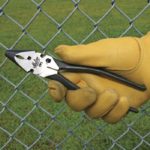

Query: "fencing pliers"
<box><xmin>5</xmin><ymin>50</ymin><xmax>146</xmax><ymax>113</ymax></box>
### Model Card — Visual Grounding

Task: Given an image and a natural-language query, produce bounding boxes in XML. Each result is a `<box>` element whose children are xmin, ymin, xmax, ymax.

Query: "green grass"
<box><xmin>0</xmin><ymin>0</ymin><xmax>150</xmax><ymax>149</ymax></box>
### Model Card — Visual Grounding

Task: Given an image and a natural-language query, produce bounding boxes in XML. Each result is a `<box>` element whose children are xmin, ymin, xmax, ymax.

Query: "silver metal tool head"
<box><xmin>5</xmin><ymin>50</ymin><xmax>59</xmax><ymax>77</ymax></box>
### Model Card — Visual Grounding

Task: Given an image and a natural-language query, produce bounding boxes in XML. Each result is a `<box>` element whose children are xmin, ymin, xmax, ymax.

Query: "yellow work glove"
<box><xmin>48</xmin><ymin>32</ymin><xmax>150</xmax><ymax>123</ymax></box>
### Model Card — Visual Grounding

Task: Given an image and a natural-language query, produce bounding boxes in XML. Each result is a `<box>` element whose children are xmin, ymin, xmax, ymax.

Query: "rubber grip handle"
<box><xmin>56</xmin><ymin>60</ymin><xmax>146</xmax><ymax>91</ymax></box>
<box><xmin>47</xmin><ymin>74</ymin><xmax>79</xmax><ymax>90</ymax></box>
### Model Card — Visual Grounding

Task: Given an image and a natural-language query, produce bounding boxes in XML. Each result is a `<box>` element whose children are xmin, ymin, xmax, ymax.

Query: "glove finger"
<box><xmin>85</xmin><ymin>89</ymin><xmax>119</xmax><ymax>118</ymax></box>
<box><xmin>48</xmin><ymin>80</ymin><xmax>67</xmax><ymax>102</ymax></box>
<box><xmin>48</xmin><ymin>72</ymin><xmax>86</xmax><ymax>102</ymax></box>
<box><xmin>55</xmin><ymin>38</ymin><xmax>139</xmax><ymax>70</ymax></box>
<box><xmin>66</xmin><ymin>87</ymin><xmax>97</xmax><ymax>111</ymax></box>
<box><xmin>102</xmin><ymin>96</ymin><xmax>129</xmax><ymax>123</ymax></box>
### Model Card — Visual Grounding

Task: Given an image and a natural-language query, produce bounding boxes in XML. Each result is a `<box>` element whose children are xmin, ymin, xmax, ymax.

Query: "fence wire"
<box><xmin>0</xmin><ymin>0</ymin><xmax>150</xmax><ymax>150</ymax></box>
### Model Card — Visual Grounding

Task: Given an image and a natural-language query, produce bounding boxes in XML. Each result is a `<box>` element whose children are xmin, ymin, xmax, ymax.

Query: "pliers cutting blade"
<box><xmin>5</xmin><ymin>50</ymin><xmax>146</xmax><ymax>113</ymax></box>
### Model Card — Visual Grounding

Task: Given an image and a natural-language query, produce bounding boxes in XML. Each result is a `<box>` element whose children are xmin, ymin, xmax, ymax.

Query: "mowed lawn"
<box><xmin>0</xmin><ymin>0</ymin><xmax>150</xmax><ymax>149</ymax></box>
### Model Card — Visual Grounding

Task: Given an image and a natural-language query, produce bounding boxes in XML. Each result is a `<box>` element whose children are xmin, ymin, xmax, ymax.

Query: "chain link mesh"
<box><xmin>0</xmin><ymin>0</ymin><xmax>150</xmax><ymax>149</ymax></box>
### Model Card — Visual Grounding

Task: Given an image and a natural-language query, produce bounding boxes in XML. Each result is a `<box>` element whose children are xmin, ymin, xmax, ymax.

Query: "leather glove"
<box><xmin>48</xmin><ymin>32</ymin><xmax>150</xmax><ymax>123</ymax></box>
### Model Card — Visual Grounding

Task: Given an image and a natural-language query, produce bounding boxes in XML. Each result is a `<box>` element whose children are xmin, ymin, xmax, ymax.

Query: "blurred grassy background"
<box><xmin>0</xmin><ymin>0</ymin><xmax>150</xmax><ymax>149</ymax></box>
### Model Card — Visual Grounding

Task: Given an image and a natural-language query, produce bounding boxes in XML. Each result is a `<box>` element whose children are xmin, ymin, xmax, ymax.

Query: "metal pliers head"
<box><xmin>5</xmin><ymin>50</ymin><xmax>59</xmax><ymax>77</ymax></box>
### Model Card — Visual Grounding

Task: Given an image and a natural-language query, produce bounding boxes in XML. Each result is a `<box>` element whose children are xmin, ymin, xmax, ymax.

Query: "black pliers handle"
<box><xmin>49</xmin><ymin>59</ymin><xmax>146</xmax><ymax>91</ymax></box>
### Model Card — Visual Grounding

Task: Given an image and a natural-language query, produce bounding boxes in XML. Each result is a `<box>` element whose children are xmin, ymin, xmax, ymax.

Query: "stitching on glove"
<box><xmin>113</xmin><ymin>37</ymin><xmax>143</xmax><ymax>75</ymax></box>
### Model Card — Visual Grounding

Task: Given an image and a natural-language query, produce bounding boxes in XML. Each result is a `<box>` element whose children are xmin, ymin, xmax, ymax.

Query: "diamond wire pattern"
<box><xmin>0</xmin><ymin>0</ymin><xmax>150</xmax><ymax>149</ymax></box>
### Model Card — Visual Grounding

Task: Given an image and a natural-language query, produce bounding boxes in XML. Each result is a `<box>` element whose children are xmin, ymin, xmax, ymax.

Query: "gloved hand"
<box><xmin>48</xmin><ymin>32</ymin><xmax>150</xmax><ymax>123</ymax></box>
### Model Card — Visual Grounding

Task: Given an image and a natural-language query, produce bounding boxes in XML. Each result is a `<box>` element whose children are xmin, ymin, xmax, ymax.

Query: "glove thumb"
<box><xmin>55</xmin><ymin>37</ymin><xmax>140</xmax><ymax>71</ymax></box>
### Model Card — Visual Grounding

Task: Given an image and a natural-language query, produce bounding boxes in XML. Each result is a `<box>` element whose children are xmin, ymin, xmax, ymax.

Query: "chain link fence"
<box><xmin>0</xmin><ymin>0</ymin><xmax>150</xmax><ymax>149</ymax></box>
